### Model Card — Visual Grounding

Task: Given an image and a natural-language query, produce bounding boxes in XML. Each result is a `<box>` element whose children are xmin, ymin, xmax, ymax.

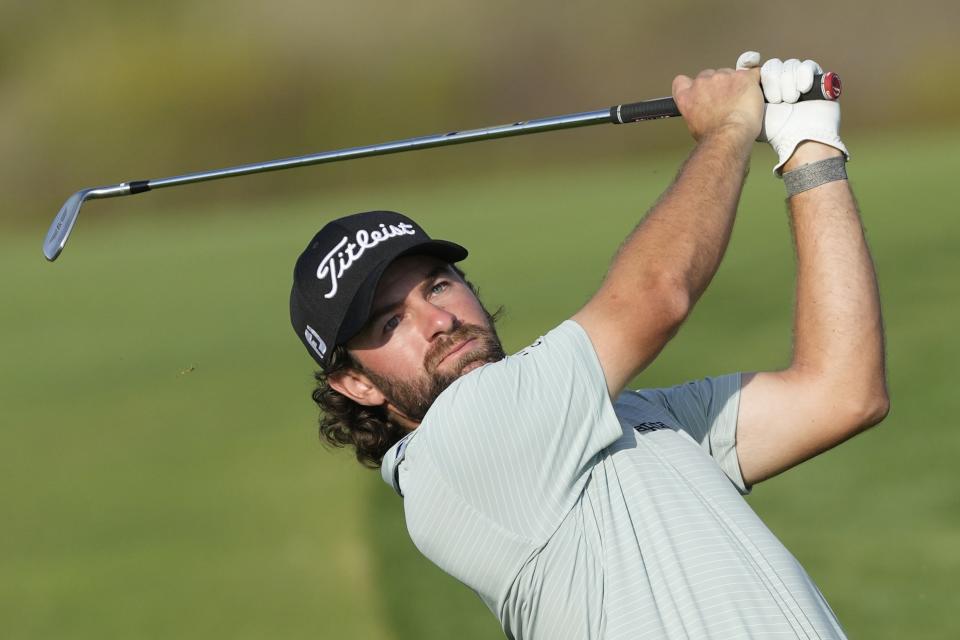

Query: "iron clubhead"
<box><xmin>44</xmin><ymin>189</ymin><xmax>90</xmax><ymax>261</ymax></box>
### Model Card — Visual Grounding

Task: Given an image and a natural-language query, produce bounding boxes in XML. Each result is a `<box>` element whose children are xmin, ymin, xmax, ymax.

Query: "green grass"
<box><xmin>2</xmin><ymin>127</ymin><xmax>958</xmax><ymax>638</ymax></box>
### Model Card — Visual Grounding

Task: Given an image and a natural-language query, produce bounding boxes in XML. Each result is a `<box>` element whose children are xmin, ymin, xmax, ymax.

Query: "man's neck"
<box><xmin>389</xmin><ymin>408</ymin><xmax>421</xmax><ymax>432</ymax></box>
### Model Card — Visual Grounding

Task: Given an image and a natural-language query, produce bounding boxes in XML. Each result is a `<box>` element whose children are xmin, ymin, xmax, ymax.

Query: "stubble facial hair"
<box><xmin>359</xmin><ymin>321</ymin><xmax>505</xmax><ymax>421</ymax></box>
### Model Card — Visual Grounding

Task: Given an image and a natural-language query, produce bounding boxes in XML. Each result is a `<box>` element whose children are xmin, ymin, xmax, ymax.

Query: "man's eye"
<box><xmin>430</xmin><ymin>281</ymin><xmax>449</xmax><ymax>295</ymax></box>
<box><xmin>384</xmin><ymin>315</ymin><xmax>401</xmax><ymax>332</ymax></box>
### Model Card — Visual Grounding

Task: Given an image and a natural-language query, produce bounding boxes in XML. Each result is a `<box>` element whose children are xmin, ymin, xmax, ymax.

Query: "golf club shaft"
<box><xmin>43</xmin><ymin>72</ymin><xmax>841</xmax><ymax>262</ymax></box>
<box><xmin>133</xmin><ymin>98</ymin><xmax>679</xmax><ymax>193</ymax></box>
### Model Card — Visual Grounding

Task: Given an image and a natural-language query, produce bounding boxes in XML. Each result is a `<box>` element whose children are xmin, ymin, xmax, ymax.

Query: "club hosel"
<box><xmin>89</xmin><ymin>183</ymin><xmax>137</xmax><ymax>199</ymax></box>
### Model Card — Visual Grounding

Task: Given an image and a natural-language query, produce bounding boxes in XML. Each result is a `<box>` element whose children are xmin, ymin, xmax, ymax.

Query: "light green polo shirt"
<box><xmin>382</xmin><ymin>320</ymin><xmax>846</xmax><ymax>639</ymax></box>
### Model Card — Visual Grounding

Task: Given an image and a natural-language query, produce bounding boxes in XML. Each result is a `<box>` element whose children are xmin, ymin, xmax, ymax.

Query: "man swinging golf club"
<box><xmin>289</xmin><ymin>51</ymin><xmax>887</xmax><ymax>639</ymax></box>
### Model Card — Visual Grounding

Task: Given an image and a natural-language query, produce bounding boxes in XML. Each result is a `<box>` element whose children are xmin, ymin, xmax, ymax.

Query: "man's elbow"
<box><xmin>863</xmin><ymin>390</ymin><xmax>891</xmax><ymax>428</ymax></box>
<box><xmin>645</xmin><ymin>272</ymin><xmax>693</xmax><ymax>332</ymax></box>
<box><xmin>598</xmin><ymin>273</ymin><xmax>691</xmax><ymax>338</ymax></box>
<box><xmin>843</xmin><ymin>386</ymin><xmax>890</xmax><ymax>434</ymax></box>
<box><xmin>797</xmin><ymin>358</ymin><xmax>890</xmax><ymax>435</ymax></box>
<box><xmin>639</xmin><ymin>285</ymin><xmax>691</xmax><ymax>347</ymax></box>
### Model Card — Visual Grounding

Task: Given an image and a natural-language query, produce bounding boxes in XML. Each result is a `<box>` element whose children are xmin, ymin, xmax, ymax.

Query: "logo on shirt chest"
<box><xmin>632</xmin><ymin>421</ymin><xmax>671</xmax><ymax>434</ymax></box>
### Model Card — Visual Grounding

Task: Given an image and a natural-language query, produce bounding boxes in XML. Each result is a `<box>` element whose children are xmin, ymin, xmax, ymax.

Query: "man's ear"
<box><xmin>327</xmin><ymin>369</ymin><xmax>387</xmax><ymax>407</ymax></box>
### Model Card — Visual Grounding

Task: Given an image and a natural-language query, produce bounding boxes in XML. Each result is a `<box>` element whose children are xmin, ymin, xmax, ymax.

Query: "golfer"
<box><xmin>289</xmin><ymin>52</ymin><xmax>887</xmax><ymax>639</ymax></box>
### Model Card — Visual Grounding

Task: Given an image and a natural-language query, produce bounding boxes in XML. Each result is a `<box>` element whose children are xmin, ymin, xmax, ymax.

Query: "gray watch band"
<box><xmin>783</xmin><ymin>156</ymin><xmax>847</xmax><ymax>197</ymax></box>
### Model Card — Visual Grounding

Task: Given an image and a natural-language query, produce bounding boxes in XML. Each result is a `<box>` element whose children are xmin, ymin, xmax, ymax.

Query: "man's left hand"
<box><xmin>736</xmin><ymin>51</ymin><xmax>850</xmax><ymax>175</ymax></box>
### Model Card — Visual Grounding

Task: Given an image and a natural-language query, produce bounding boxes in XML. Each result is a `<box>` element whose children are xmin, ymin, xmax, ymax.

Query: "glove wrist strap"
<box><xmin>783</xmin><ymin>156</ymin><xmax>847</xmax><ymax>197</ymax></box>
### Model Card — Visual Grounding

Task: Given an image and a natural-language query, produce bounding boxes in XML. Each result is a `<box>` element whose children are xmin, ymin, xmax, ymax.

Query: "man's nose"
<box><xmin>419</xmin><ymin>300</ymin><xmax>458</xmax><ymax>339</ymax></box>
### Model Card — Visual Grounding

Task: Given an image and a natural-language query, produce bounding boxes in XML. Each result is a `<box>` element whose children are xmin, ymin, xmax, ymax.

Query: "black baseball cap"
<box><xmin>290</xmin><ymin>211</ymin><xmax>468</xmax><ymax>369</ymax></box>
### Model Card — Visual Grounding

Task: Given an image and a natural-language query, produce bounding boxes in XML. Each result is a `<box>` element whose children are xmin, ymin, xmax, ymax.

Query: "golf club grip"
<box><xmin>613</xmin><ymin>72</ymin><xmax>842</xmax><ymax>124</ymax></box>
<box><xmin>612</xmin><ymin>98</ymin><xmax>680</xmax><ymax>123</ymax></box>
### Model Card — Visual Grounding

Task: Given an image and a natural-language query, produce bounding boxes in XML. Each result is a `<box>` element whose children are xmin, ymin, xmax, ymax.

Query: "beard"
<box><xmin>360</xmin><ymin>320</ymin><xmax>506</xmax><ymax>422</ymax></box>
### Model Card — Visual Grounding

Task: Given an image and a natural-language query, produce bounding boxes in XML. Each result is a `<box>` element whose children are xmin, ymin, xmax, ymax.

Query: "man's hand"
<box><xmin>672</xmin><ymin>66</ymin><xmax>763</xmax><ymax>145</ymax></box>
<box><xmin>736</xmin><ymin>51</ymin><xmax>850</xmax><ymax>174</ymax></box>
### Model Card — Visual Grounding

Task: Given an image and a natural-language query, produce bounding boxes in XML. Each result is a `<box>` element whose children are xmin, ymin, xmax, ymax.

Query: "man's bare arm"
<box><xmin>574</xmin><ymin>67</ymin><xmax>762</xmax><ymax>397</ymax></box>
<box><xmin>736</xmin><ymin>142</ymin><xmax>889</xmax><ymax>486</ymax></box>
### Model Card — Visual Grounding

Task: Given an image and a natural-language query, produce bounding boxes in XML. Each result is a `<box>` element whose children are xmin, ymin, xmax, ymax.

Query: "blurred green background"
<box><xmin>2</xmin><ymin>1</ymin><xmax>958</xmax><ymax>638</ymax></box>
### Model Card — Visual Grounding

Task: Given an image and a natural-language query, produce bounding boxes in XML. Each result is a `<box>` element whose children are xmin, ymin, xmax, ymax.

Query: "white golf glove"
<box><xmin>736</xmin><ymin>51</ymin><xmax>849</xmax><ymax>175</ymax></box>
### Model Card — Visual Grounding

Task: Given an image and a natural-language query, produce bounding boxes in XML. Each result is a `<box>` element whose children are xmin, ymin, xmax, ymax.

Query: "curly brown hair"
<box><xmin>311</xmin><ymin>346</ymin><xmax>406</xmax><ymax>468</ymax></box>
<box><xmin>311</xmin><ymin>268</ymin><xmax>501</xmax><ymax>468</ymax></box>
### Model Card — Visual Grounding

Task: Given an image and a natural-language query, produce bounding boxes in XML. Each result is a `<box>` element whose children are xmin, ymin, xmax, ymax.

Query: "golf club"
<box><xmin>42</xmin><ymin>73</ymin><xmax>841</xmax><ymax>262</ymax></box>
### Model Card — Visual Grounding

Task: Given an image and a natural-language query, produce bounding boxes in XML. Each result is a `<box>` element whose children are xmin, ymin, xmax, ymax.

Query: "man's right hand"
<box><xmin>671</xmin><ymin>65</ymin><xmax>763</xmax><ymax>146</ymax></box>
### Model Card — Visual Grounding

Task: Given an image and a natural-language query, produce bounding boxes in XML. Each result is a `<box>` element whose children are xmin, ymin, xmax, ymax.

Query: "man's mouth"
<box><xmin>439</xmin><ymin>338</ymin><xmax>475</xmax><ymax>367</ymax></box>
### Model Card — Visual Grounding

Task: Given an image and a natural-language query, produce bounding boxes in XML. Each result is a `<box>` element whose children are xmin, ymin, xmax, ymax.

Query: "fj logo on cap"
<box><xmin>316</xmin><ymin>223</ymin><xmax>417</xmax><ymax>299</ymax></box>
<box><xmin>304</xmin><ymin>325</ymin><xmax>327</xmax><ymax>359</ymax></box>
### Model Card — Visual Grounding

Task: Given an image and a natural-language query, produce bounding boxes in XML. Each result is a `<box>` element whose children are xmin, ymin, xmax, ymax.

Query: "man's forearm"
<box><xmin>574</xmin><ymin>129</ymin><xmax>754</xmax><ymax>396</ymax></box>
<box><xmin>573</xmin><ymin>66</ymin><xmax>763</xmax><ymax>396</ymax></box>
<box><xmin>605</xmin><ymin>129</ymin><xmax>752</xmax><ymax>312</ymax></box>
<box><xmin>786</xmin><ymin>143</ymin><xmax>888</xmax><ymax>421</ymax></box>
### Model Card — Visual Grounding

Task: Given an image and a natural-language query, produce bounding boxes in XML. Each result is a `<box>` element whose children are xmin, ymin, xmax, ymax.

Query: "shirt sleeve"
<box><xmin>616</xmin><ymin>373</ymin><xmax>749</xmax><ymax>493</ymax></box>
<box><xmin>410</xmin><ymin>319</ymin><xmax>624</xmax><ymax>543</ymax></box>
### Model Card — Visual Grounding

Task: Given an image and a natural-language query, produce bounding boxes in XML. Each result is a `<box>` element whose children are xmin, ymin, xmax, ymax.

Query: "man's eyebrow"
<box><xmin>421</xmin><ymin>264</ymin><xmax>455</xmax><ymax>288</ymax></box>
<box><xmin>368</xmin><ymin>264</ymin><xmax>454</xmax><ymax>323</ymax></box>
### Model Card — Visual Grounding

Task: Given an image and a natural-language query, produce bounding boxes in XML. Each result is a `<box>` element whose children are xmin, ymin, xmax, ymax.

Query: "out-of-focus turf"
<box><xmin>2</xmin><ymin>127</ymin><xmax>957</xmax><ymax>639</ymax></box>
